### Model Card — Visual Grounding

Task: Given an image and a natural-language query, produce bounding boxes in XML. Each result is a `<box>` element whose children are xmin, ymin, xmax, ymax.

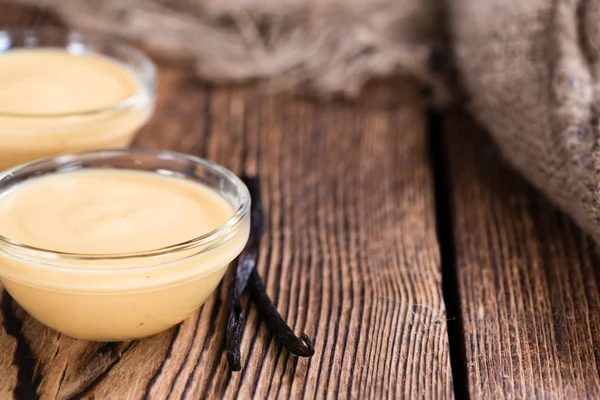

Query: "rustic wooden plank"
<box><xmin>0</xmin><ymin>3</ymin><xmax>61</xmax><ymax>27</ymax></box>
<box><xmin>0</xmin><ymin>4</ymin><xmax>453</xmax><ymax>399</ymax></box>
<box><xmin>444</xmin><ymin>113</ymin><xmax>600</xmax><ymax>399</ymax></box>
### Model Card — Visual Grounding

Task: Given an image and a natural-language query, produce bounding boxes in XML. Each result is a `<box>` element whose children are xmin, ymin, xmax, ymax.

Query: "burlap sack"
<box><xmin>17</xmin><ymin>0</ymin><xmax>445</xmax><ymax>99</ymax></box>
<box><xmin>451</xmin><ymin>0</ymin><xmax>600</xmax><ymax>241</ymax></box>
<box><xmin>6</xmin><ymin>0</ymin><xmax>600</xmax><ymax>242</ymax></box>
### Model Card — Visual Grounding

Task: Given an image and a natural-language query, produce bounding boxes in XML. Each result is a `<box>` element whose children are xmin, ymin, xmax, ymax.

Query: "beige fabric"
<box><xmin>13</xmin><ymin>0</ymin><xmax>446</xmax><ymax>99</ymax></box>
<box><xmin>7</xmin><ymin>0</ymin><xmax>600</xmax><ymax>241</ymax></box>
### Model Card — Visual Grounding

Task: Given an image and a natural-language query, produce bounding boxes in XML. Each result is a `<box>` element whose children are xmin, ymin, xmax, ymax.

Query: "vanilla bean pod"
<box><xmin>247</xmin><ymin>268</ymin><xmax>315</xmax><ymax>357</ymax></box>
<box><xmin>226</xmin><ymin>176</ymin><xmax>263</xmax><ymax>371</ymax></box>
<box><xmin>226</xmin><ymin>175</ymin><xmax>314</xmax><ymax>371</ymax></box>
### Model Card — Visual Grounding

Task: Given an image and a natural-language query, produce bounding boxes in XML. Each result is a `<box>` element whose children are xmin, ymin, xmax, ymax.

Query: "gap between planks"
<box><xmin>427</xmin><ymin>109</ymin><xmax>469</xmax><ymax>400</ymax></box>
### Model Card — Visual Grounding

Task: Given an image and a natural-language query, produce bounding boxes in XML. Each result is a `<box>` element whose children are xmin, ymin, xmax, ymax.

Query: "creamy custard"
<box><xmin>0</xmin><ymin>170</ymin><xmax>232</xmax><ymax>253</ymax></box>
<box><xmin>0</xmin><ymin>169</ymin><xmax>249</xmax><ymax>340</ymax></box>
<box><xmin>0</xmin><ymin>49</ymin><xmax>153</xmax><ymax>169</ymax></box>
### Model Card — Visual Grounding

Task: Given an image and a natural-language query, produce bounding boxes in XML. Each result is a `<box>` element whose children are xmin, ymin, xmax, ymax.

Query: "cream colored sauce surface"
<box><xmin>0</xmin><ymin>169</ymin><xmax>233</xmax><ymax>254</ymax></box>
<box><xmin>0</xmin><ymin>49</ymin><xmax>138</xmax><ymax>114</ymax></box>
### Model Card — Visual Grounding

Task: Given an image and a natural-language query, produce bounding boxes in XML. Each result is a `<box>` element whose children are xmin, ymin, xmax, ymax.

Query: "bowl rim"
<box><xmin>0</xmin><ymin>27</ymin><xmax>156</xmax><ymax>119</ymax></box>
<box><xmin>0</xmin><ymin>148</ymin><xmax>251</xmax><ymax>263</ymax></box>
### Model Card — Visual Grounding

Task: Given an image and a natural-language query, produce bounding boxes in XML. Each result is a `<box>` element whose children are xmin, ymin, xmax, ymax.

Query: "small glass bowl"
<box><xmin>0</xmin><ymin>28</ymin><xmax>157</xmax><ymax>170</ymax></box>
<box><xmin>0</xmin><ymin>149</ymin><xmax>250</xmax><ymax>341</ymax></box>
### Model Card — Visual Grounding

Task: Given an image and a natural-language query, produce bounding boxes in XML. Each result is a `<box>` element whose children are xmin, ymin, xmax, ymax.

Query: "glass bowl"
<box><xmin>0</xmin><ymin>28</ymin><xmax>157</xmax><ymax>170</ymax></box>
<box><xmin>0</xmin><ymin>149</ymin><xmax>250</xmax><ymax>341</ymax></box>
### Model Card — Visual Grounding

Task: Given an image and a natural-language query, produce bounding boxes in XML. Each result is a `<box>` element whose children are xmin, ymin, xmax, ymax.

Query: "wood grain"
<box><xmin>444</xmin><ymin>113</ymin><xmax>600</xmax><ymax>399</ymax></box>
<box><xmin>0</xmin><ymin>5</ymin><xmax>453</xmax><ymax>398</ymax></box>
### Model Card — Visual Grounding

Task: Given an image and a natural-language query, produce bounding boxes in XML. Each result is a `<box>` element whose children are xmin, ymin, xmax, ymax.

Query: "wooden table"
<box><xmin>2</xmin><ymin>5</ymin><xmax>600</xmax><ymax>399</ymax></box>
